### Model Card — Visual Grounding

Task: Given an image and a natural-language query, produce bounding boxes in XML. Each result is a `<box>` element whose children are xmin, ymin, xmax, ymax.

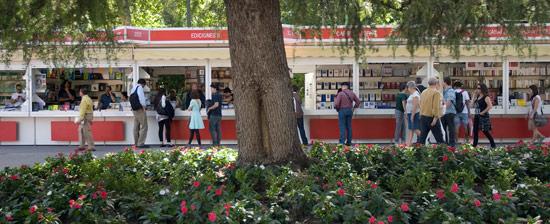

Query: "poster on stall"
<box><xmin>34</xmin><ymin>73</ymin><xmax>47</xmax><ymax>93</ymax></box>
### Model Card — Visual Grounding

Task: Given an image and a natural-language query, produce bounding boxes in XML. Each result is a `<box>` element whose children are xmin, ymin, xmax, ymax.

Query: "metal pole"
<box><xmin>186</xmin><ymin>0</ymin><xmax>191</xmax><ymax>27</ymax></box>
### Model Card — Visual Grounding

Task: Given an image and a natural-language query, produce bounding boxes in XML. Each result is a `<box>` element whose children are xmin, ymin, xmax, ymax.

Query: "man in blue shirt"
<box><xmin>207</xmin><ymin>84</ymin><xmax>223</xmax><ymax>146</ymax></box>
<box><xmin>99</xmin><ymin>86</ymin><xmax>116</xmax><ymax>110</ymax></box>
<box><xmin>442</xmin><ymin>77</ymin><xmax>456</xmax><ymax>146</ymax></box>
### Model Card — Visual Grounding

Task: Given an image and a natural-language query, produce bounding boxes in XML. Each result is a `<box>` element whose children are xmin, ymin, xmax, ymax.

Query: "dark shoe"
<box><xmin>160</xmin><ymin>144</ymin><xmax>166</xmax><ymax>148</ymax></box>
<box><xmin>140</xmin><ymin>145</ymin><xmax>150</xmax><ymax>149</ymax></box>
<box><xmin>77</xmin><ymin>147</ymin><xmax>87</xmax><ymax>151</ymax></box>
<box><xmin>87</xmin><ymin>148</ymin><xmax>96</xmax><ymax>152</ymax></box>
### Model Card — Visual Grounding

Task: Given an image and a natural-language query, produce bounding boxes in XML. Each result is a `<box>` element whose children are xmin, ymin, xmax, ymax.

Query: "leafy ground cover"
<box><xmin>0</xmin><ymin>142</ymin><xmax>549</xmax><ymax>223</ymax></box>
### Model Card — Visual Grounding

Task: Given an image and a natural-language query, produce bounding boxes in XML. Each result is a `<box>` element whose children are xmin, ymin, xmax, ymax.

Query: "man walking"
<box><xmin>417</xmin><ymin>78</ymin><xmax>445</xmax><ymax>145</ymax></box>
<box><xmin>207</xmin><ymin>84</ymin><xmax>223</xmax><ymax>146</ymax></box>
<box><xmin>334</xmin><ymin>82</ymin><xmax>361</xmax><ymax>146</ymax></box>
<box><xmin>453</xmin><ymin>81</ymin><xmax>471</xmax><ymax>144</ymax></box>
<box><xmin>292</xmin><ymin>86</ymin><xmax>308</xmax><ymax>145</ymax></box>
<box><xmin>441</xmin><ymin>77</ymin><xmax>456</xmax><ymax>146</ymax></box>
<box><xmin>76</xmin><ymin>88</ymin><xmax>94</xmax><ymax>151</ymax></box>
<box><xmin>131</xmin><ymin>79</ymin><xmax>148</xmax><ymax>148</ymax></box>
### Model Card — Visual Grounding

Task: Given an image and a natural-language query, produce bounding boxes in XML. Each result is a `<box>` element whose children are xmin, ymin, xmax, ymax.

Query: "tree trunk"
<box><xmin>224</xmin><ymin>0</ymin><xmax>308</xmax><ymax>166</ymax></box>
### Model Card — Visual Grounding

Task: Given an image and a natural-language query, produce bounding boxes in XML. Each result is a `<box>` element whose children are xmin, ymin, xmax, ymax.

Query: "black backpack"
<box><xmin>130</xmin><ymin>86</ymin><xmax>143</xmax><ymax>111</ymax></box>
<box><xmin>157</xmin><ymin>99</ymin><xmax>175</xmax><ymax>119</ymax></box>
<box><xmin>454</xmin><ymin>90</ymin><xmax>465</xmax><ymax>112</ymax></box>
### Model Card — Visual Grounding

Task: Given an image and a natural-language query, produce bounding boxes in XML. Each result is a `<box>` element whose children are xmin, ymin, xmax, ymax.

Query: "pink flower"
<box><xmin>369</xmin><ymin>216</ymin><xmax>376</xmax><ymax>224</ymax></box>
<box><xmin>442</xmin><ymin>155</ymin><xmax>449</xmax><ymax>162</ymax></box>
<box><xmin>436</xmin><ymin>189</ymin><xmax>445</xmax><ymax>199</ymax></box>
<box><xmin>450</xmin><ymin>183</ymin><xmax>459</xmax><ymax>193</ymax></box>
<box><xmin>377</xmin><ymin>221</ymin><xmax>384</xmax><ymax>224</ymax></box>
<box><xmin>5</xmin><ymin>214</ymin><xmax>13</xmax><ymax>221</ymax></box>
<box><xmin>29</xmin><ymin>205</ymin><xmax>37</xmax><ymax>214</ymax></box>
<box><xmin>447</xmin><ymin>146</ymin><xmax>456</xmax><ymax>153</ymax></box>
<box><xmin>337</xmin><ymin>181</ymin><xmax>343</xmax><ymax>187</ymax></box>
<box><xmin>207</xmin><ymin>185</ymin><xmax>213</xmax><ymax>191</ymax></box>
<box><xmin>100</xmin><ymin>191</ymin><xmax>107</xmax><ymax>200</ymax></box>
<box><xmin>371</xmin><ymin>183</ymin><xmax>378</xmax><ymax>189</ymax></box>
<box><xmin>191</xmin><ymin>204</ymin><xmax>196</xmax><ymax>211</ymax></box>
<box><xmin>387</xmin><ymin>215</ymin><xmax>394</xmax><ymax>223</ymax></box>
<box><xmin>47</xmin><ymin>208</ymin><xmax>54</xmax><ymax>213</ymax></box>
<box><xmin>180</xmin><ymin>200</ymin><xmax>187</xmax><ymax>207</ymax></box>
<box><xmin>506</xmin><ymin>191</ymin><xmax>513</xmax><ymax>199</ymax></box>
<box><xmin>9</xmin><ymin>175</ymin><xmax>18</xmax><ymax>181</ymax></box>
<box><xmin>92</xmin><ymin>192</ymin><xmax>98</xmax><ymax>199</ymax></box>
<box><xmin>215</xmin><ymin>188</ymin><xmax>223</xmax><ymax>196</ymax></box>
<box><xmin>208</xmin><ymin>212</ymin><xmax>217</xmax><ymax>222</ymax></box>
<box><xmin>180</xmin><ymin>206</ymin><xmax>188</xmax><ymax>215</ymax></box>
<box><xmin>139</xmin><ymin>150</ymin><xmax>145</xmax><ymax>155</ymax></box>
<box><xmin>474</xmin><ymin>199</ymin><xmax>481</xmax><ymax>207</ymax></box>
<box><xmin>400</xmin><ymin>203</ymin><xmax>410</xmax><ymax>212</ymax></box>
<box><xmin>224</xmin><ymin>203</ymin><xmax>231</xmax><ymax>216</ymax></box>
<box><xmin>193</xmin><ymin>181</ymin><xmax>201</xmax><ymax>188</ymax></box>
<box><xmin>343</xmin><ymin>146</ymin><xmax>350</xmax><ymax>153</ymax></box>
<box><xmin>337</xmin><ymin>188</ymin><xmax>345</xmax><ymax>196</ymax></box>
<box><xmin>78</xmin><ymin>195</ymin><xmax>87</xmax><ymax>200</ymax></box>
<box><xmin>493</xmin><ymin>193</ymin><xmax>501</xmax><ymax>201</ymax></box>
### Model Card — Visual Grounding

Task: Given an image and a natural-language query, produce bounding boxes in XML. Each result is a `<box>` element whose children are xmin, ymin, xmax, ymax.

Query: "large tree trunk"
<box><xmin>224</xmin><ymin>0</ymin><xmax>308</xmax><ymax>166</ymax></box>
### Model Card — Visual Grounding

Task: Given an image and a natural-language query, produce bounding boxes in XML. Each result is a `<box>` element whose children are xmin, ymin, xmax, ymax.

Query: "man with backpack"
<box><xmin>453</xmin><ymin>81</ymin><xmax>471</xmax><ymax>144</ymax></box>
<box><xmin>441</xmin><ymin>77</ymin><xmax>456</xmax><ymax>147</ymax></box>
<box><xmin>130</xmin><ymin>79</ymin><xmax>149</xmax><ymax>148</ymax></box>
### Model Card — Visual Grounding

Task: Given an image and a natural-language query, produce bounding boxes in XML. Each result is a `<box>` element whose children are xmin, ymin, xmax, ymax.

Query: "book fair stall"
<box><xmin>0</xmin><ymin>25</ymin><xmax>549</xmax><ymax>145</ymax></box>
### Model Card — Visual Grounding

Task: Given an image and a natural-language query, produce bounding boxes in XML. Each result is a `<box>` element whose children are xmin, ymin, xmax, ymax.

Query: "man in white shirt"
<box><xmin>10</xmin><ymin>84</ymin><xmax>26</xmax><ymax>107</ymax></box>
<box><xmin>453</xmin><ymin>81</ymin><xmax>471</xmax><ymax>144</ymax></box>
<box><xmin>131</xmin><ymin>79</ymin><xmax>148</xmax><ymax>148</ymax></box>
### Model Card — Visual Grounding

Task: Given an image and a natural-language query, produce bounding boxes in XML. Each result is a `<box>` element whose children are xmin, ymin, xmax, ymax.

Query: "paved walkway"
<box><xmin>0</xmin><ymin>145</ymin><xmax>219</xmax><ymax>168</ymax></box>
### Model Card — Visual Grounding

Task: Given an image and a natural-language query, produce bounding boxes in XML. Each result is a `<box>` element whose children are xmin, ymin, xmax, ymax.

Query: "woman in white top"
<box><xmin>528</xmin><ymin>85</ymin><xmax>546</xmax><ymax>143</ymax></box>
<box><xmin>155</xmin><ymin>88</ymin><xmax>174</xmax><ymax>147</ymax></box>
<box><xmin>405</xmin><ymin>81</ymin><xmax>421</xmax><ymax>145</ymax></box>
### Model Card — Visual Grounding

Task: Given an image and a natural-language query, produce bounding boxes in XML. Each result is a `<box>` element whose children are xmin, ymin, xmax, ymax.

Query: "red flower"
<box><xmin>343</xmin><ymin>146</ymin><xmax>350</xmax><ymax>153</ymax></box>
<box><xmin>69</xmin><ymin>199</ymin><xmax>81</xmax><ymax>209</ymax></box>
<box><xmin>47</xmin><ymin>208</ymin><xmax>54</xmax><ymax>213</ymax></box>
<box><xmin>180</xmin><ymin>206</ymin><xmax>188</xmax><ymax>215</ymax></box>
<box><xmin>78</xmin><ymin>195</ymin><xmax>87</xmax><ymax>200</ymax></box>
<box><xmin>73</xmin><ymin>203</ymin><xmax>82</xmax><ymax>209</ymax></box>
<box><xmin>224</xmin><ymin>203</ymin><xmax>231</xmax><ymax>216</ymax></box>
<box><xmin>29</xmin><ymin>205</ymin><xmax>37</xmax><ymax>214</ymax></box>
<box><xmin>528</xmin><ymin>144</ymin><xmax>537</xmax><ymax>150</ymax></box>
<box><xmin>63</xmin><ymin>168</ymin><xmax>69</xmax><ymax>174</ymax></box>
<box><xmin>400</xmin><ymin>203</ymin><xmax>410</xmax><ymax>212</ymax></box>
<box><xmin>207</xmin><ymin>185</ymin><xmax>213</xmax><ymax>191</ymax></box>
<box><xmin>371</xmin><ymin>183</ymin><xmax>378</xmax><ymax>189</ymax></box>
<box><xmin>5</xmin><ymin>214</ymin><xmax>13</xmax><ymax>221</ymax></box>
<box><xmin>193</xmin><ymin>181</ymin><xmax>201</xmax><ymax>188</ymax></box>
<box><xmin>377</xmin><ymin>221</ymin><xmax>384</xmax><ymax>224</ymax></box>
<box><xmin>100</xmin><ymin>191</ymin><xmax>107</xmax><ymax>200</ymax></box>
<box><xmin>474</xmin><ymin>199</ymin><xmax>481</xmax><ymax>207</ymax></box>
<box><xmin>9</xmin><ymin>175</ymin><xmax>18</xmax><ymax>181</ymax></box>
<box><xmin>180</xmin><ymin>200</ymin><xmax>187</xmax><ymax>207</ymax></box>
<box><xmin>447</xmin><ymin>146</ymin><xmax>456</xmax><ymax>153</ymax></box>
<box><xmin>215</xmin><ymin>188</ymin><xmax>223</xmax><ymax>196</ymax></box>
<box><xmin>139</xmin><ymin>150</ymin><xmax>145</xmax><ymax>155</ymax></box>
<box><xmin>493</xmin><ymin>193</ymin><xmax>501</xmax><ymax>201</ymax></box>
<box><xmin>387</xmin><ymin>215</ymin><xmax>394</xmax><ymax>223</ymax></box>
<box><xmin>506</xmin><ymin>191</ymin><xmax>513</xmax><ymax>199</ymax></box>
<box><xmin>450</xmin><ymin>183</ymin><xmax>459</xmax><ymax>193</ymax></box>
<box><xmin>369</xmin><ymin>216</ymin><xmax>376</xmax><ymax>224</ymax></box>
<box><xmin>442</xmin><ymin>155</ymin><xmax>449</xmax><ymax>162</ymax></box>
<box><xmin>92</xmin><ymin>192</ymin><xmax>98</xmax><ymax>200</ymax></box>
<box><xmin>436</xmin><ymin>189</ymin><xmax>445</xmax><ymax>199</ymax></box>
<box><xmin>208</xmin><ymin>212</ymin><xmax>217</xmax><ymax>222</ymax></box>
<box><xmin>337</xmin><ymin>181</ymin><xmax>343</xmax><ymax>187</ymax></box>
<box><xmin>337</xmin><ymin>188</ymin><xmax>345</xmax><ymax>196</ymax></box>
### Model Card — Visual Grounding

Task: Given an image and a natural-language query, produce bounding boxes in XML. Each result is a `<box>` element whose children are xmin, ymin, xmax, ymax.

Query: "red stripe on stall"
<box><xmin>171</xmin><ymin>119</ymin><xmax>237</xmax><ymax>140</ymax></box>
<box><xmin>310</xmin><ymin>118</ymin><xmax>395</xmax><ymax>139</ymax></box>
<box><xmin>51</xmin><ymin>121</ymin><xmax>125</xmax><ymax>141</ymax></box>
<box><xmin>0</xmin><ymin>121</ymin><xmax>18</xmax><ymax>141</ymax></box>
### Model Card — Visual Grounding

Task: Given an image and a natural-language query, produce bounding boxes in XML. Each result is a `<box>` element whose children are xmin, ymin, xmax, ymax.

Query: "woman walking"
<box><xmin>471</xmin><ymin>83</ymin><xmax>496</xmax><ymax>148</ymax></box>
<box><xmin>187</xmin><ymin>91</ymin><xmax>205</xmax><ymax>146</ymax></box>
<box><xmin>155</xmin><ymin>88</ymin><xmax>174</xmax><ymax>147</ymax></box>
<box><xmin>528</xmin><ymin>85</ymin><xmax>546</xmax><ymax>143</ymax></box>
<box><xmin>405</xmin><ymin>81</ymin><xmax>421</xmax><ymax>145</ymax></box>
<box><xmin>394</xmin><ymin>83</ymin><xmax>408</xmax><ymax>144</ymax></box>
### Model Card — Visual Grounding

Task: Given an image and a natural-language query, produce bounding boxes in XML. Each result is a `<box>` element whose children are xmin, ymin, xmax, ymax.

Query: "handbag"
<box><xmin>534</xmin><ymin>112</ymin><xmax>547</xmax><ymax>127</ymax></box>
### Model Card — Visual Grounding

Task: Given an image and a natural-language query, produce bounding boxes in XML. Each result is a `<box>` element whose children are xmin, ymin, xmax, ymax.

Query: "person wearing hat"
<box><xmin>207</xmin><ymin>84</ymin><xmax>223</xmax><ymax>146</ymax></box>
<box><xmin>334</xmin><ymin>82</ymin><xmax>361</xmax><ymax>146</ymax></box>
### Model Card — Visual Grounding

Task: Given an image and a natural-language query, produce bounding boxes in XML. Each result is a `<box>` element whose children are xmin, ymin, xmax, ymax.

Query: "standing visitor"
<box><xmin>130</xmin><ymin>79</ymin><xmax>148</xmax><ymax>148</ymax></box>
<box><xmin>207</xmin><ymin>84</ymin><xmax>223</xmax><ymax>146</ymax></box>
<box><xmin>416</xmin><ymin>78</ymin><xmax>445</xmax><ymax>145</ymax></box>
<box><xmin>155</xmin><ymin>88</ymin><xmax>175</xmax><ymax>147</ymax></box>
<box><xmin>528</xmin><ymin>85</ymin><xmax>546</xmax><ymax>143</ymax></box>
<box><xmin>416</xmin><ymin>77</ymin><xmax>426</xmax><ymax>93</ymax></box>
<box><xmin>187</xmin><ymin>91</ymin><xmax>205</xmax><ymax>146</ymax></box>
<box><xmin>169</xmin><ymin>89</ymin><xmax>182</xmax><ymax>108</ymax></box>
<box><xmin>453</xmin><ymin>82</ymin><xmax>471</xmax><ymax>144</ymax></box>
<box><xmin>98</xmin><ymin>86</ymin><xmax>116</xmax><ymax>110</ymax></box>
<box><xmin>394</xmin><ymin>83</ymin><xmax>408</xmax><ymax>144</ymax></box>
<box><xmin>184</xmin><ymin>83</ymin><xmax>206</xmax><ymax>109</ymax></box>
<box><xmin>471</xmin><ymin>83</ymin><xmax>496</xmax><ymax>148</ymax></box>
<box><xmin>293</xmin><ymin>86</ymin><xmax>309</xmax><ymax>145</ymax></box>
<box><xmin>76</xmin><ymin>88</ymin><xmax>94</xmax><ymax>151</ymax></box>
<box><xmin>441</xmin><ymin>77</ymin><xmax>456</xmax><ymax>146</ymax></box>
<box><xmin>334</xmin><ymin>82</ymin><xmax>361</xmax><ymax>146</ymax></box>
<box><xmin>405</xmin><ymin>81</ymin><xmax>421</xmax><ymax>145</ymax></box>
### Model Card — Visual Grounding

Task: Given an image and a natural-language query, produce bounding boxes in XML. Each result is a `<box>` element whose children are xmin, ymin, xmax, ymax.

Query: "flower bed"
<box><xmin>0</xmin><ymin>143</ymin><xmax>549</xmax><ymax>223</ymax></box>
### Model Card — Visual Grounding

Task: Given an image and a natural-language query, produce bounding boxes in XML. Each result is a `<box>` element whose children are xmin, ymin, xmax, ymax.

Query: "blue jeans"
<box><xmin>208</xmin><ymin>115</ymin><xmax>222</xmax><ymax>145</ymax></box>
<box><xmin>297</xmin><ymin>117</ymin><xmax>308</xmax><ymax>145</ymax></box>
<box><xmin>338</xmin><ymin>108</ymin><xmax>353</xmax><ymax>145</ymax></box>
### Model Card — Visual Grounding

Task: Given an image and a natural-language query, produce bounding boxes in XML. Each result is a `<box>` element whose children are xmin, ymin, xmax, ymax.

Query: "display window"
<box><xmin>359</xmin><ymin>63</ymin><xmax>423</xmax><ymax>109</ymax></box>
<box><xmin>508</xmin><ymin>62</ymin><xmax>550</xmax><ymax>109</ymax></box>
<box><xmin>314</xmin><ymin>65</ymin><xmax>353</xmax><ymax>110</ymax></box>
<box><xmin>32</xmin><ymin>67</ymin><xmax>133</xmax><ymax>111</ymax></box>
<box><xmin>0</xmin><ymin>70</ymin><xmax>27</xmax><ymax>111</ymax></box>
<box><xmin>211</xmin><ymin>67</ymin><xmax>234</xmax><ymax>109</ymax></box>
<box><xmin>140</xmin><ymin>66</ymin><xmax>206</xmax><ymax>110</ymax></box>
<box><xmin>435</xmin><ymin>62</ymin><xmax>503</xmax><ymax>108</ymax></box>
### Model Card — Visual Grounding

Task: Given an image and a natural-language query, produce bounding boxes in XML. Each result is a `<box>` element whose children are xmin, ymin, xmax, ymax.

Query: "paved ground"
<box><xmin>0</xmin><ymin>145</ymin><xmax>222</xmax><ymax>168</ymax></box>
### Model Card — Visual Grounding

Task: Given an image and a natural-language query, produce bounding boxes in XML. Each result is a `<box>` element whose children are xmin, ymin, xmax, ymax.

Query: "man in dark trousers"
<box><xmin>416</xmin><ymin>78</ymin><xmax>445</xmax><ymax>145</ymax></box>
<box><xmin>207</xmin><ymin>84</ymin><xmax>223</xmax><ymax>146</ymax></box>
<box><xmin>292</xmin><ymin>86</ymin><xmax>308</xmax><ymax>145</ymax></box>
<box><xmin>334</xmin><ymin>82</ymin><xmax>361</xmax><ymax>146</ymax></box>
